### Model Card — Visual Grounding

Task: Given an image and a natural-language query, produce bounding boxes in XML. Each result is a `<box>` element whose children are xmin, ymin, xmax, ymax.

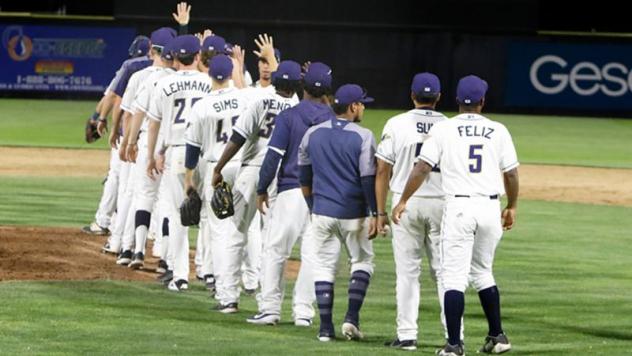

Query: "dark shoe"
<box><xmin>243</xmin><ymin>288</ymin><xmax>256</xmax><ymax>296</ymax></box>
<box><xmin>167</xmin><ymin>279</ymin><xmax>188</xmax><ymax>292</ymax></box>
<box><xmin>158</xmin><ymin>270</ymin><xmax>174</xmax><ymax>285</ymax></box>
<box><xmin>246</xmin><ymin>313</ymin><xmax>280</xmax><ymax>325</ymax></box>
<box><xmin>82</xmin><ymin>222</ymin><xmax>109</xmax><ymax>236</ymax></box>
<box><xmin>385</xmin><ymin>338</ymin><xmax>418</xmax><ymax>351</ymax></box>
<box><xmin>318</xmin><ymin>324</ymin><xmax>335</xmax><ymax>342</ymax></box>
<box><xmin>156</xmin><ymin>259</ymin><xmax>168</xmax><ymax>274</ymax></box>
<box><xmin>479</xmin><ymin>333</ymin><xmax>511</xmax><ymax>354</ymax></box>
<box><xmin>204</xmin><ymin>274</ymin><xmax>216</xmax><ymax>294</ymax></box>
<box><xmin>215</xmin><ymin>302</ymin><xmax>239</xmax><ymax>314</ymax></box>
<box><xmin>436</xmin><ymin>342</ymin><xmax>464</xmax><ymax>356</ymax></box>
<box><xmin>116</xmin><ymin>250</ymin><xmax>132</xmax><ymax>265</ymax></box>
<box><xmin>128</xmin><ymin>252</ymin><xmax>144</xmax><ymax>269</ymax></box>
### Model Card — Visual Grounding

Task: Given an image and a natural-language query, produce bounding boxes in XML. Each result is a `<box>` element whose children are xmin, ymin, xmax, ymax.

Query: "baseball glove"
<box><xmin>180</xmin><ymin>188</ymin><xmax>202</xmax><ymax>226</ymax></box>
<box><xmin>211</xmin><ymin>181</ymin><xmax>234</xmax><ymax>219</ymax></box>
<box><xmin>85</xmin><ymin>117</ymin><xmax>101</xmax><ymax>143</ymax></box>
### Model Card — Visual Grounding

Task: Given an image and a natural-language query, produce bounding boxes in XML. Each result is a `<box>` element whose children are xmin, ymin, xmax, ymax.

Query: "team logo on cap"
<box><xmin>282</xmin><ymin>74</ymin><xmax>289</xmax><ymax>79</ymax></box>
<box><xmin>424</xmin><ymin>87</ymin><xmax>431</xmax><ymax>92</ymax></box>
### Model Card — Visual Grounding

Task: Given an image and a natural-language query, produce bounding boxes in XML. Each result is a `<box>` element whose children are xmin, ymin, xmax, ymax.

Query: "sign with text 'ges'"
<box><xmin>0</xmin><ymin>24</ymin><xmax>135</xmax><ymax>93</ymax></box>
<box><xmin>505</xmin><ymin>42</ymin><xmax>632</xmax><ymax>111</ymax></box>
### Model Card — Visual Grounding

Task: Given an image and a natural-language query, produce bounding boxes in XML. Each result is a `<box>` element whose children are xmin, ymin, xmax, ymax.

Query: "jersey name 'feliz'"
<box><xmin>376</xmin><ymin>109</ymin><xmax>446</xmax><ymax>197</ymax></box>
<box><xmin>233</xmin><ymin>91</ymin><xmax>299</xmax><ymax>166</ymax></box>
<box><xmin>418</xmin><ymin>113</ymin><xmax>519</xmax><ymax>196</ymax></box>
<box><xmin>147</xmin><ymin>70</ymin><xmax>213</xmax><ymax>146</ymax></box>
<box><xmin>185</xmin><ymin>87</ymin><xmax>251</xmax><ymax>162</ymax></box>
<box><xmin>133</xmin><ymin>67</ymin><xmax>175</xmax><ymax>132</ymax></box>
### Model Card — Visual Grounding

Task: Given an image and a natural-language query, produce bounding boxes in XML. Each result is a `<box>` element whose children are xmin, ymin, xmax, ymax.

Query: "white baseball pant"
<box><xmin>163</xmin><ymin>146</ymin><xmax>190</xmax><ymax>282</ymax></box>
<box><xmin>94</xmin><ymin>147</ymin><xmax>121</xmax><ymax>229</ymax></box>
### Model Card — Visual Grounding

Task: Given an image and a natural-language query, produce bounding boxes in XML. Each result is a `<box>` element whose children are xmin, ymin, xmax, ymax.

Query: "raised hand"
<box><xmin>172</xmin><ymin>2</ymin><xmax>191</xmax><ymax>26</ymax></box>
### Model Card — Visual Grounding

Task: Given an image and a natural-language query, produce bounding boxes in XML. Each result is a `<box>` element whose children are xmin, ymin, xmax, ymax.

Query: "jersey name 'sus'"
<box><xmin>213</xmin><ymin>98</ymin><xmax>239</xmax><ymax>113</ymax></box>
<box><xmin>162</xmin><ymin>79</ymin><xmax>212</xmax><ymax>97</ymax></box>
<box><xmin>457</xmin><ymin>124</ymin><xmax>495</xmax><ymax>139</ymax></box>
<box><xmin>262</xmin><ymin>98</ymin><xmax>293</xmax><ymax>112</ymax></box>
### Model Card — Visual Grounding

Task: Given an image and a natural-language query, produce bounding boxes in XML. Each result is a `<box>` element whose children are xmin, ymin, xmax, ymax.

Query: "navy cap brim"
<box><xmin>360</xmin><ymin>97</ymin><xmax>374</xmax><ymax>103</ymax></box>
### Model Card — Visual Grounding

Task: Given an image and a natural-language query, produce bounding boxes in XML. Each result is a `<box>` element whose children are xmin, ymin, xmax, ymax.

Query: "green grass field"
<box><xmin>1</xmin><ymin>98</ymin><xmax>632</xmax><ymax>354</ymax></box>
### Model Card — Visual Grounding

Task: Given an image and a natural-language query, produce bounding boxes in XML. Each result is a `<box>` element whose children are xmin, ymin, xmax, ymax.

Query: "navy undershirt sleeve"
<box><xmin>360</xmin><ymin>175</ymin><xmax>378</xmax><ymax>215</ymax></box>
<box><xmin>230</xmin><ymin>131</ymin><xmax>247</xmax><ymax>146</ymax></box>
<box><xmin>257</xmin><ymin>149</ymin><xmax>282</xmax><ymax>195</ymax></box>
<box><xmin>185</xmin><ymin>144</ymin><xmax>201</xmax><ymax>169</ymax></box>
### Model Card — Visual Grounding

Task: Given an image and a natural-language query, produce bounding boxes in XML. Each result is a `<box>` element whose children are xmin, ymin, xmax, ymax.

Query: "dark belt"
<box><xmin>455</xmin><ymin>194</ymin><xmax>499</xmax><ymax>200</ymax></box>
<box><xmin>241</xmin><ymin>163</ymin><xmax>261</xmax><ymax>167</ymax></box>
<box><xmin>170</xmin><ymin>144</ymin><xmax>185</xmax><ymax>147</ymax></box>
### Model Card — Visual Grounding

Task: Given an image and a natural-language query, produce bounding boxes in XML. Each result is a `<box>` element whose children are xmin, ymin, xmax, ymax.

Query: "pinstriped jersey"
<box><xmin>376</xmin><ymin>109</ymin><xmax>446</xmax><ymax>197</ymax></box>
<box><xmin>185</xmin><ymin>87</ymin><xmax>250</xmax><ymax>163</ymax></box>
<box><xmin>120</xmin><ymin>66</ymin><xmax>162</xmax><ymax>114</ymax></box>
<box><xmin>419</xmin><ymin>113</ymin><xmax>519</xmax><ymax>196</ymax></box>
<box><xmin>232</xmin><ymin>91</ymin><xmax>299</xmax><ymax>166</ymax></box>
<box><xmin>147</xmin><ymin>70</ymin><xmax>213</xmax><ymax>146</ymax></box>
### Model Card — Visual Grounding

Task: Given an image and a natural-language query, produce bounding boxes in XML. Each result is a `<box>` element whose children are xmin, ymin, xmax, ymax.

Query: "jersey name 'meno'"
<box><xmin>457</xmin><ymin>125</ymin><xmax>495</xmax><ymax>139</ymax></box>
<box><xmin>162</xmin><ymin>80</ymin><xmax>212</xmax><ymax>97</ymax></box>
<box><xmin>262</xmin><ymin>98</ymin><xmax>293</xmax><ymax>112</ymax></box>
<box><xmin>213</xmin><ymin>98</ymin><xmax>239</xmax><ymax>113</ymax></box>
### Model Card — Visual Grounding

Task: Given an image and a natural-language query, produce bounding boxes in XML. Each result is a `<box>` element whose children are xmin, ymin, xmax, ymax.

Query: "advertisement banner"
<box><xmin>0</xmin><ymin>24</ymin><xmax>135</xmax><ymax>93</ymax></box>
<box><xmin>504</xmin><ymin>42</ymin><xmax>632</xmax><ymax>111</ymax></box>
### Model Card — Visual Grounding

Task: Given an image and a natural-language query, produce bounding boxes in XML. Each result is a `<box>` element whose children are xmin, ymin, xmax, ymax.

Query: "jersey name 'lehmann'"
<box><xmin>162</xmin><ymin>79</ymin><xmax>212</xmax><ymax>96</ymax></box>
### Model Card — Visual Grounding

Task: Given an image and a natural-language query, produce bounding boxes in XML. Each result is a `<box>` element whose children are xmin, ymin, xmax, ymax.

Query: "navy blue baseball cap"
<box><xmin>161</xmin><ymin>37</ymin><xmax>177</xmax><ymax>60</ymax></box>
<box><xmin>151</xmin><ymin>27</ymin><xmax>176</xmax><ymax>48</ymax></box>
<box><xmin>173</xmin><ymin>35</ymin><xmax>201</xmax><ymax>56</ymax></box>
<box><xmin>272</xmin><ymin>60</ymin><xmax>302</xmax><ymax>81</ymax></box>
<box><xmin>411</xmin><ymin>72</ymin><xmax>440</xmax><ymax>96</ymax></box>
<box><xmin>456</xmin><ymin>75</ymin><xmax>488</xmax><ymax>105</ymax></box>
<box><xmin>304</xmin><ymin>62</ymin><xmax>332</xmax><ymax>88</ymax></box>
<box><xmin>209</xmin><ymin>54</ymin><xmax>233</xmax><ymax>80</ymax></box>
<box><xmin>128</xmin><ymin>35</ymin><xmax>150</xmax><ymax>57</ymax></box>
<box><xmin>202</xmin><ymin>35</ymin><xmax>227</xmax><ymax>54</ymax></box>
<box><xmin>334</xmin><ymin>84</ymin><xmax>374</xmax><ymax>105</ymax></box>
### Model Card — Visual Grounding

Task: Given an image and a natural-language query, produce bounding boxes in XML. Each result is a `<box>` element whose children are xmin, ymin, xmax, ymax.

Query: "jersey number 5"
<box><xmin>174</xmin><ymin>97</ymin><xmax>202</xmax><ymax>124</ymax></box>
<box><xmin>469</xmin><ymin>144</ymin><xmax>483</xmax><ymax>173</ymax></box>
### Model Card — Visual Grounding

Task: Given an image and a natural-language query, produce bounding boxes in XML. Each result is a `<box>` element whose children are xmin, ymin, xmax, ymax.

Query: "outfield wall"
<box><xmin>1</xmin><ymin>15</ymin><xmax>632</xmax><ymax>118</ymax></box>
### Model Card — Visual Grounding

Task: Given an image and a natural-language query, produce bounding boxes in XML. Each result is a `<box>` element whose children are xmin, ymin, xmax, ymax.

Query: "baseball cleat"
<box><xmin>436</xmin><ymin>342</ymin><xmax>465</xmax><ymax>356</ymax></box>
<box><xmin>385</xmin><ymin>338</ymin><xmax>418</xmax><ymax>351</ymax></box>
<box><xmin>246</xmin><ymin>313</ymin><xmax>280</xmax><ymax>325</ymax></box>
<box><xmin>128</xmin><ymin>252</ymin><xmax>144</xmax><ymax>269</ymax></box>
<box><xmin>204</xmin><ymin>274</ymin><xmax>216</xmax><ymax>294</ymax></box>
<box><xmin>479</xmin><ymin>334</ymin><xmax>511</xmax><ymax>354</ymax></box>
<box><xmin>215</xmin><ymin>303</ymin><xmax>239</xmax><ymax>314</ymax></box>
<box><xmin>116</xmin><ymin>250</ymin><xmax>133</xmax><ymax>265</ymax></box>
<box><xmin>82</xmin><ymin>222</ymin><xmax>110</xmax><ymax>236</ymax></box>
<box><xmin>294</xmin><ymin>318</ymin><xmax>312</xmax><ymax>327</ymax></box>
<box><xmin>167</xmin><ymin>279</ymin><xmax>188</xmax><ymax>292</ymax></box>
<box><xmin>341</xmin><ymin>321</ymin><xmax>363</xmax><ymax>341</ymax></box>
<box><xmin>158</xmin><ymin>270</ymin><xmax>174</xmax><ymax>285</ymax></box>
<box><xmin>243</xmin><ymin>288</ymin><xmax>256</xmax><ymax>296</ymax></box>
<box><xmin>101</xmin><ymin>242</ymin><xmax>119</xmax><ymax>255</ymax></box>
<box><xmin>156</xmin><ymin>259</ymin><xmax>168</xmax><ymax>275</ymax></box>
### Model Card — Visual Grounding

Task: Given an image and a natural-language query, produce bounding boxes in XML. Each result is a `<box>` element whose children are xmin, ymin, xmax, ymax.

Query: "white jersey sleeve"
<box><xmin>498</xmin><ymin>124</ymin><xmax>520</xmax><ymax>172</ymax></box>
<box><xmin>376</xmin><ymin>120</ymin><xmax>396</xmax><ymax>165</ymax></box>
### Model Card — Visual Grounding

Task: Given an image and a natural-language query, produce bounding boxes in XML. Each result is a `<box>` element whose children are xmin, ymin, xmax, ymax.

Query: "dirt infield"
<box><xmin>0</xmin><ymin>225</ymin><xmax>300</xmax><ymax>282</ymax></box>
<box><xmin>0</xmin><ymin>146</ymin><xmax>630</xmax><ymax>282</ymax></box>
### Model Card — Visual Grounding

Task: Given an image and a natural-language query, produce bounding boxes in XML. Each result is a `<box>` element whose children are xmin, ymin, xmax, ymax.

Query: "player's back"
<box><xmin>233</xmin><ymin>91</ymin><xmax>299</xmax><ymax>166</ymax></box>
<box><xmin>148</xmin><ymin>70</ymin><xmax>213</xmax><ymax>146</ymax></box>
<box><xmin>423</xmin><ymin>113</ymin><xmax>518</xmax><ymax>196</ymax></box>
<box><xmin>121</xmin><ymin>66</ymin><xmax>162</xmax><ymax>113</ymax></box>
<box><xmin>377</xmin><ymin>108</ymin><xmax>446</xmax><ymax>197</ymax></box>
<box><xmin>186</xmin><ymin>87</ymin><xmax>250</xmax><ymax>162</ymax></box>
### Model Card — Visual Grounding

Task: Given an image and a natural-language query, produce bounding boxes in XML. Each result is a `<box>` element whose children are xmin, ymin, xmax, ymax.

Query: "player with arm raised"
<box><xmin>145</xmin><ymin>35</ymin><xmax>213</xmax><ymax>292</ymax></box>
<box><xmin>210</xmin><ymin>60</ymin><xmax>301</xmax><ymax>313</ymax></box>
<box><xmin>392</xmin><ymin>75</ymin><xmax>519</xmax><ymax>356</ymax></box>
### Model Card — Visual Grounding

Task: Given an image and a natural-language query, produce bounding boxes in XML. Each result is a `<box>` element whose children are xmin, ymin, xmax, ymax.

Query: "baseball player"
<box><xmin>113</xmin><ymin>29</ymin><xmax>177</xmax><ymax>269</ymax></box>
<box><xmin>392</xmin><ymin>75</ymin><xmax>519</xmax><ymax>356</ymax></box>
<box><xmin>298</xmin><ymin>84</ymin><xmax>377</xmax><ymax>342</ymax></box>
<box><xmin>82</xmin><ymin>35</ymin><xmax>150</xmax><ymax>236</ymax></box>
<box><xmin>146</xmin><ymin>35</ymin><xmax>214</xmax><ymax>292</ymax></box>
<box><xmin>376</xmin><ymin>73</ymin><xmax>464</xmax><ymax>351</ymax></box>
<box><xmin>183</xmin><ymin>54</ymin><xmax>251</xmax><ymax>299</ymax></box>
<box><xmin>247</xmin><ymin>62</ymin><xmax>335</xmax><ymax>326</ymax></box>
<box><xmin>211</xmin><ymin>59</ymin><xmax>301</xmax><ymax>313</ymax></box>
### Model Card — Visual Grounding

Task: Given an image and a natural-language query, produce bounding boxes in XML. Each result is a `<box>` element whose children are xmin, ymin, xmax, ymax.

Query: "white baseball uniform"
<box><xmin>417</xmin><ymin>113</ymin><xmax>519</xmax><ymax>294</ymax></box>
<box><xmin>185</xmin><ymin>86</ymin><xmax>251</xmax><ymax>302</ymax></box>
<box><xmin>219</xmin><ymin>89</ymin><xmax>299</xmax><ymax>304</ymax></box>
<box><xmin>376</xmin><ymin>108</ymin><xmax>460</xmax><ymax>341</ymax></box>
<box><xmin>147</xmin><ymin>69</ymin><xmax>213</xmax><ymax>283</ymax></box>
